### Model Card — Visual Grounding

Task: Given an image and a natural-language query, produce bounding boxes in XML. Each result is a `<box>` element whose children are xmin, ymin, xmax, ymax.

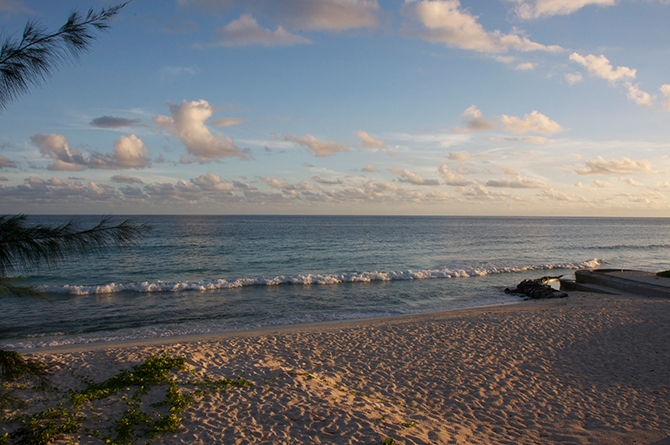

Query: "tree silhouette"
<box><xmin>0</xmin><ymin>2</ymin><xmax>144</xmax><ymax>408</ymax></box>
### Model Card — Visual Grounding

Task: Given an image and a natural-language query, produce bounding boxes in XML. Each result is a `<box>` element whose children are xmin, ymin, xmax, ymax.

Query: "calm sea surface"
<box><xmin>3</xmin><ymin>215</ymin><xmax>669</xmax><ymax>349</ymax></box>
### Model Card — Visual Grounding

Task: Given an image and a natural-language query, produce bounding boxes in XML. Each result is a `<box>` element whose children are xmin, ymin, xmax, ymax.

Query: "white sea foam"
<box><xmin>41</xmin><ymin>259</ymin><xmax>601</xmax><ymax>296</ymax></box>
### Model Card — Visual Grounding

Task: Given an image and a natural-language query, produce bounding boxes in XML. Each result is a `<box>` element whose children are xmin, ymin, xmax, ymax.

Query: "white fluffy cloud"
<box><xmin>362</xmin><ymin>163</ymin><xmax>378</xmax><ymax>172</ymax></box>
<box><xmin>31</xmin><ymin>133</ymin><xmax>87</xmax><ymax>171</ymax></box>
<box><xmin>437</xmin><ymin>164</ymin><xmax>471</xmax><ymax>186</ymax></box>
<box><xmin>500</xmin><ymin>110</ymin><xmax>563</xmax><ymax>135</ymax></box>
<box><xmin>448</xmin><ymin>151</ymin><xmax>470</xmax><ymax>161</ymax></box>
<box><xmin>619</xmin><ymin>177</ymin><xmax>644</xmax><ymax>187</ymax></box>
<box><xmin>565</xmin><ymin>72</ymin><xmax>583</xmax><ymax>85</ymax></box>
<box><xmin>570</xmin><ymin>52</ymin><xmax>654</xmax><ymax>107</ymax></box>
<box><xmin>284</xmin><ymin>134</ymin><xmax>349</xmax><ymax>157</ymax></box>
<box><xmin>569</xmin><ymin>53</ymin><xmax>635</xmax><ymax>84</ymax></box>
<box><xmin>391</xmin><ymin>168</ymin><xmax>440</xmax><ymax>186</ymax></box>
<box><xmin>32</xmin><ymin>133</ymin><xmax>151</xmax><ymax>170</ymax></box>
<box><xmin>111</xmin><ymin>135</ymin><xmax>151</xmax><ymax>169</ymax></box>
<box><xmin>452</xmin><ymin>106</ymin><xmax>497</xmax><ymax>133</ymax></box>
<box><xmin>575</xmin><ymin>156</ymin><xmax>652</xmax><ymax>175</ymax></box>
<box><xmin>515</xmin><ymin>62</ymin><xmax>535</xmax><ymax>71</ymax></box>
<box><xmin>154</xmin><ymin>100</ymin><xmax>247</xmax><ymax>161</ymax></box>
<box><xmin>407</xmin><ymin>0</ymin><xmax>562</xmax><ymax>53</ymax></box>
<box><xmin>660</xmin><ymin>84</ymin><xmax>670</xmax><ymax>110</ymax></box>
<box><xmin>511</xmin><ymin>0</ymin><xmax>616</xmax><ymax>19</ymax></box>
<box><xmin>355</xmin><ymin>130</ymin><xmax>387</xmax><ymax>148</ymax></box>
<box><xmin>215</xmin><ymin>14</ymin><xmax>311</xmax><ymax>46</ymax></box>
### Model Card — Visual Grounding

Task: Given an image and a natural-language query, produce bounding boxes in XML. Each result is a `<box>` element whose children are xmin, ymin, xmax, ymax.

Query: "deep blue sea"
<box><xmin>3</xmin><ymin>215</ymin><xmax>669</xmax><ymax>349</ymax></box>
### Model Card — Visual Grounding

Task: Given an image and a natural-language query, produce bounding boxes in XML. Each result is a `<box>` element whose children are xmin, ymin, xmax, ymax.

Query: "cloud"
<box><xmin>160</xmin><ymin>66</ymin><xmax>198</xmax><ymax>83</ymax></box>
<box><xmin>448</xmin><ymin>151</ymin><xmax>470</xmax><ymax>161</ymax></box>
<box><xmin>354</xmin><ymin>130</ymin><xmax>387</xmax><ymax>148</ymax></box>
<box><xmin>362</xmin><ymin>163</ymin><xmax>378</xmax><ymax>172</ymax></box>
<box><xmin>215</xmin><ymin>14</ymin><xmax>311</xmax><ymax>46</ymax></box>
<box><xmin>110</xmin><ymin>135</ymin><xmax>152</xmax><ymax>169</ymax></box>
<box><xmin>313</xmin><ymin>176</ymin><xmax>343</xmax><ymax>185</ymax></box>
<box><xmin>86</xmin><ymin>135</ymin><xmax>152</xmax><ymax>170</ymax></box>
<box><xmin>31</xmin><ymin>133</ymin><xmax>151</xmax><ymax>170</ymax></box>
<box><xmin>575</xmin><ymin>156</ymin><xmax>652</xmax><ymax>175</ymax></box>
<box><xmin>212</xmin><ymin>117</ymin><xmax>246</xmax><ymax>127</ymax></box>
<box><xmin>485</xmin><ymin>175</ymin><xmax>549</xmax><ymax>188</ymax></box>
<box><xmin>90</xmin><ymin>116</ymin><xmax>140</xmax><ymax>129</ymax></box>
<box><xmin>452</xmin><ymin>105</ymin><xmax>497</xmax><ymax>133</ymax></box>
<box><xmin>515</xmin><ymin>62</ymin><xmax>535</xmax><ymax>71</ymax></box>
<box><xmin>191</xmin><ymin>172</ymin><xmax>240</xmax><ymax>191</ymax></box>
<box><xmin>488</xmin><ymin>135</ymin><xmax>552</xmax><ymax>144</ymax></box>
<box><xmin>0</xmin><ymin>176</ymin><xmax>7</xmax><ymax>181</ymax></box>
<box><xmin>569</xmin><ymin>52</ymin><xmax>635</xmax><ymax>84</ymax></box>
<box><xmin>284</xmin><ymin>134</ymin><xmax>349</xmax><ymax>157</ymax></box>
<box><xmin>626</xmin><ymin>82</ymin><xmax>654</xmax><ymax>106</ymax></box>
<box><xmin>437</xmin><ymin>164</ymin><xmax>471</xmax><ymax>186</ymax></box>
<box><xmin>391</xmin><ymin>168</ymin><xmax>440</xmax><ymax>186</ymax></box>
<box><xmin>570</xmin><ymin>52</ymin><xmax>654</xmax><ymax>107</ymax></box>
<box><xmin>565</xmin><ymin>72</ymin><xmax>583</xmax><ymax>84</ymax></box>
<box><xmin>111</xmin><ymin>174</ymin><xmax>144</xmax><ymax>184</ymax></box>
<box><xmin>500</xmin><ymin>110</ymin><xmax>563</xmax><ymax>135</ymax></box>
<box><xmin>661</xmin><ymin>85</ymin><xmax>670</xmax><ymax>111</ymax></box>
<box><xmin>0</xmin><ymin>0</ymin><xmax>31</xmax><ymax>13</ymax></box>
<box><xmin>511</xmin><ymin>0</ymin><xmax>616</xmax><ymax>19</ymax></box>
<box><xmin>591</xmin><ymin>179</ymin><xmax>612</xmax><ymax>188</ymax></box>
<box><xmin>406</xmin><ymin>0</ymin><xmax>563</xmax><ymax>54</ymax></box>
<box><xmin>31</xmin><ymin>133</ymin><xmax>87</xmax><ymax>171</ymax></box>
<box><xmin>539</xmin><ymin>188</ymin><xmax>585</xmax><ymax>202</ymax></box>
<box><xmin>263</xmin><ymin>0</ymin><xmax>380</xmax><ymax>31</ymax></box>
<box><xmin>263</xmin><ymin>177</ymin><xmax>315</xmax><ymax>192</ymax></box>
<box><xmin>0</xmin><ymin>155</ymin><xmax>17</xmax><ymax>168</ymax></box>
<box><xmin>619</xmin><ymin>177</ymin><xmax>643</xmax><ymax>187</ymax></box>
<box><xmin>154</xmin><ymin>99</ymin><xmax>247</xmax><ymax>161</ymax></box>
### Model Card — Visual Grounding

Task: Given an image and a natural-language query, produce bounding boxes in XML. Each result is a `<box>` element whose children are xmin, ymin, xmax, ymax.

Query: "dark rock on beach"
<box><xmin>505</xmin><ymin>275</ymin><xmax>568</xmax><ymax>299</ymax></box>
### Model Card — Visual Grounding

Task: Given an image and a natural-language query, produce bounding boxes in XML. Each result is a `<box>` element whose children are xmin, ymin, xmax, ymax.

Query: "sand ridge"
<box><xmin>7</xmin><ymin>292</ymin><xmax>670</xmax><ymax>444</ymax></box>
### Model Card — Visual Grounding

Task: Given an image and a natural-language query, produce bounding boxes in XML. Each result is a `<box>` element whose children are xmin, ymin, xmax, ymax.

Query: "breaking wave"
<box><xmin>41</xmin><ymin>259</ymin><xmax>601</xmax><ymax>296</ymax></box>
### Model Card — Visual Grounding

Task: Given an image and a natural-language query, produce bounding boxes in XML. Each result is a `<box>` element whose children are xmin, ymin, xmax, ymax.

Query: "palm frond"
<box><xmin>0</xmin><ymin>349</ymin><xmax>50</xmax><ymax>387</ymax></box>
<box><xmin>0</xmin><ymin>1</ymin><xmax>130</xmax><ymax>110</ymax></box>
<box><xmin>0</xmin><ymin>215</ymin><xmax>151</xmax><ymax>277</ymax></box>
<box><xmin>0</xmin><ymin>278</ymin><xmax>44</xmax><ymax>300</ymax></box>
<box><xmin>0</xmin><ymin>349</ymin><xmax>51</xmax><ymax>409</ymax></box>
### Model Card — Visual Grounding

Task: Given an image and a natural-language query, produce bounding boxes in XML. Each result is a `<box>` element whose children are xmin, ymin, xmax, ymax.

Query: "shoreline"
<box><xmin>17</xmin><ymin>299</ymin><xmax>527</xmax><ymax>355</ymax></box>
<box><xmin>7</xmin><ymin>291</ymin><xmax>670</xmax><ymax>444</ymax></box>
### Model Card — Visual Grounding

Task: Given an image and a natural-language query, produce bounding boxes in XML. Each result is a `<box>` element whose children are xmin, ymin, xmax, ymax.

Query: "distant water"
<box><xmin>3</xmin><ymin>215</ymin><xmax>669</xmax><ymax>349</ymax></box>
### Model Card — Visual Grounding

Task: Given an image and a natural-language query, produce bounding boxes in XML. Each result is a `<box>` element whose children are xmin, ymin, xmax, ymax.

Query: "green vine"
<box><xmin>1</xmin><ymin>353</ymin><xmax>253</xmax><ymax>445</ymax></box>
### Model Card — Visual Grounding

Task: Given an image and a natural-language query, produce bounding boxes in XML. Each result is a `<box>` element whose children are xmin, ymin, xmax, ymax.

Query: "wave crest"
<box><xmin>41</xmin><ymin>259</ymin><xmax>601</xmax><ymax>296</ymax></box>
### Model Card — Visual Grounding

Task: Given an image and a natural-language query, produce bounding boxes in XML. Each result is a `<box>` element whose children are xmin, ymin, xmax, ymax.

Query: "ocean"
<box><xmin>2</xmin><ymin>215</ymin><xmax>669</xmax><ymax>349</ymax></box>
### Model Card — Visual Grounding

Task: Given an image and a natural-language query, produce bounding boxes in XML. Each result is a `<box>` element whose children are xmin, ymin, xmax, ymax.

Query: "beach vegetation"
<box><xmin>7</xmin><ymin>404</ymin><xmax>83</xmax><ymax>445</ymax></box>
<box><xmin>380</xmin><ymin>437</ymin><xmax>396</xmax><ymax>445</ymax></box>
<box><xmin>656</xmin><ymin>270</ymin><xmax>670</xmax><ymax>278</ymax></box>
<box><xmin>1</xmin><ymin>353</ymin><xmax>253</xmax><ymax>444</ymax></box>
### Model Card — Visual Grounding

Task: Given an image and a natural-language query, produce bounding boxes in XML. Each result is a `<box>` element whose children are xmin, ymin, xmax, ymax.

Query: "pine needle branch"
<box><xmin>0</xmin><ymin>1</ymin><xmax>130</xmax><ymax>110</ymax></box>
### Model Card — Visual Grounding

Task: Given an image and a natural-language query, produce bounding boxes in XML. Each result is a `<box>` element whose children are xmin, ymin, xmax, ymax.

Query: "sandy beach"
<box><xmin>5</xmin><ymin>291</ymin><xmax>670</xmax><ymax>445</ymax></box>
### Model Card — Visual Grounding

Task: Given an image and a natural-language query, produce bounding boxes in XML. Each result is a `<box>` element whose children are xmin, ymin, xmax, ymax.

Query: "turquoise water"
<box><xmin>2</xmin><ymin>215</ymin><xmax>669</xmax><ymax>349</ymax></box>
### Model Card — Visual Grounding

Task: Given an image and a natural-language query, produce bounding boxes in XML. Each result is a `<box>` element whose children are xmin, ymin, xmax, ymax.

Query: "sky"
<box><xmin>1</xmin><ymin>0</ymin><xmax>670</xmax><ymax>216</ymax></box>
